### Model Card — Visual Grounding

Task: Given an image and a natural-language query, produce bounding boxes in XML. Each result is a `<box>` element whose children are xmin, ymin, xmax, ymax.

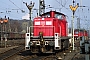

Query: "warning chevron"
<box><xmin>69</xmin><ymin>5</ymin><xmax>78</xmax><ymax>12</ymax></box>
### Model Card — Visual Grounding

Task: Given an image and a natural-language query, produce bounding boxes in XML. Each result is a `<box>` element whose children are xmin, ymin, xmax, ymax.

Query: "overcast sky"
<box><xmin>0</xmin><ymin>0</ymin><xmax>90</xmax><ymax>29</ymax></box>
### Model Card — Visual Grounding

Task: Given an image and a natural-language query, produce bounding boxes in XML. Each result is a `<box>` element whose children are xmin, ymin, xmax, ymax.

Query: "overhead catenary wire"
<box><xmin>0</xmin><ymin>1</ymin><xmax>11</xmax><ymax>8</ymax></box>
<box><xmin>55</xmin><ymin>0</ymin><xmax>71</xmax><ymax>12</ymax></box>
<box><xmin>9</xmin><ymin>0</ymin><xmax>22</xmax><ymax>10</ymax></box>
<box><xmin>9</xmin><ymin>0</ymin><xmax>25</xmax><ymax>13</ymax></box>
<box><xmin>0</xmin><ymin>0</ymin><xmax>26</xmax><ymax>13</ymax></box>
<box><xmin>0</xmin><ymin>1</ymin><xmax>12</xmax><ymax>14</ymax></box>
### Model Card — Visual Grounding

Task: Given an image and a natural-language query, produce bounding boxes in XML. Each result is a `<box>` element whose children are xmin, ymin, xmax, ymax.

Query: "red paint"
<box><xmin>33</xmin><ymin>11</ymin><xmax>68</xmax><ymax>37</ymax></box>
<box><xmin>74</xmin><ymin>29</ymin><xmax>88</xmax><ymax>38</ymax></box>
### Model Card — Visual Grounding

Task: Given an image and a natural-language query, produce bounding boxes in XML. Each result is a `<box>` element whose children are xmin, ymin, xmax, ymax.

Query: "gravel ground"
<box><xmin>0</xmin><ymin>39</ymin><xmax>24</xmax><ymax>54</ymax></box>
<box><xmin>0</xmin><ymin>39</ymin><xmax>88</xmax><ymax>60</ymax></box>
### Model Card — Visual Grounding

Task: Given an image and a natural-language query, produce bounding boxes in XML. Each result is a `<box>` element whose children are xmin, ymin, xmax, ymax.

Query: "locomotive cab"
<box><xmin>25</xmin><ymin>11</ymin><xmax>70</xmax><ymax>53</ymax></box>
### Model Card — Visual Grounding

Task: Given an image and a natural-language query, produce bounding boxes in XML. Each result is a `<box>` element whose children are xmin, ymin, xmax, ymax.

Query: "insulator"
<box><xmin>30</xmin><ymin>1</ymin><xmax>32</xmax><ymax>5</ymax></box>
<box><xmin>8</xmin><ymin>17</ymin><xmax>9</xmax><ymax>19</ymax></box>
<box><xmin>73</xmin><ymin>0</ymin><xmax>75</xmax><ymax>4</ymax></box>
<box><xmin>88</xmin><ymin>8</ymin><xmax>89</xmax><ymax>12</ymax></box>
<box><xmin>77</xmin><ymin>3</ymin><xmax>79</xmax><ymax>6</ymax></box>
<box><xmin>5</xmin><ymin>16</ymin><xmax>6</xmax><ymax>18</ymax></box>
<box><xmin>82</xmin><ymin>9</ymin><xmax>83</xmax><ymax>12</ymax></box>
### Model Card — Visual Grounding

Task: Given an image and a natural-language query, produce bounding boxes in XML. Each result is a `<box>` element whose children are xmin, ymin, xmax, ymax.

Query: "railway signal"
<box><xmin>69</xmin><ymin>5</ymin><xmax>78</xmax><ymax>13</ymax></box>
<box><xmin>69</xmin><ymin>0</ymin><xmax>78</xmax><ymax>50</ymax></box>
<box><xmin>23</xmin><ymin>1</ymin><xmax>35</xmax><ymax>34</ymax></box>
<box><xmin>0</xmin><ymin>16</ymin><xmax>9</xmax><ymax>48</ymax></box>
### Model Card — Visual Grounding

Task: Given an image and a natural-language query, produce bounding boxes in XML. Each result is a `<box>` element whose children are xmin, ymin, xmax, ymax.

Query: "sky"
<box><xmin>0</xmin><ymin>0</ymin><xmax>90</xmax><ymax>29</ymax></box>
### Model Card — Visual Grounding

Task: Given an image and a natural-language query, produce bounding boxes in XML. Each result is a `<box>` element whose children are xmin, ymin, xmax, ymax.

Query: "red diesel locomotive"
<box><xmin>74</xmin><ymin>29</ymin><xmax>88</xmax><ymax>40</ymax></box>
<box><xmin>25</xmin><ymin>11</ymin><xmax>70</xmax><ymax>53</ymax></box>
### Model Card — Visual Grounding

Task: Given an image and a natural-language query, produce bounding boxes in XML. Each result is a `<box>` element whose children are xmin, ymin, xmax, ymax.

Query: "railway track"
<box><xmin>27</xmin><ymin>40</ymin><xmax>80</xmax><ymax>60</ymax></box>
<box><xmin>0</xmin><ymin>45</ymin><xmax>24</xmax><ymax>60</ymax></box>
<box><xmin>0</xmin><ymin>39</ymin><xmax>80</xmax><ymax>60</ymax></box>
<box><xmin>26</xmin><ymin>49</ymin><xmax>70</xmax><ymax>60</ymax></box>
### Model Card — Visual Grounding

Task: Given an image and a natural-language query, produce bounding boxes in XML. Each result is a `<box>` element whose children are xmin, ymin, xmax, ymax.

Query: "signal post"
<box><xmin>0</xmin><ymin>16</ymin><xmax>9</xmax><ymax>48</ymax></box>
<box><xmin>69</xmin><ymin>0</ymin><xmax>78</xmax><ymax>50</ymax></box>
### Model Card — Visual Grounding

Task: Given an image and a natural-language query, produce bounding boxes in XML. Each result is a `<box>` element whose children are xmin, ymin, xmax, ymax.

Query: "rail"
<box><xmin>0</xmin><ymin>46</ymin><xmax>24</xmax><ymax>60</ymax></box>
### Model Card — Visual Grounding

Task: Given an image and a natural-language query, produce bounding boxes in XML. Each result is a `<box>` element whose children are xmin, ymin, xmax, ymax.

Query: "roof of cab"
<box><xmin>41</xmin><ymin>11</ymin><xmax>66</xmax><ymax>17</ymax></box>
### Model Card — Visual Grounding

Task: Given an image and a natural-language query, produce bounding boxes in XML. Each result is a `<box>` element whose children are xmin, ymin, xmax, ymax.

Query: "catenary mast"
<box><xmin>39</xmin><ymin>0</ymin><xmax>45</xmax><ymax>16</ymax></box>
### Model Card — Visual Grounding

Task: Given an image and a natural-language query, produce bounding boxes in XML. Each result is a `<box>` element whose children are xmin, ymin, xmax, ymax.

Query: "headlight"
<box><xmin>41</xmin><ymin>39</ymin><xmax>44</xmax><ymax>41</ymax></box>
<box><xmin>36</xmin><ymin>41</ymin><xmax>40</xmax><ymax>45</ymax></box>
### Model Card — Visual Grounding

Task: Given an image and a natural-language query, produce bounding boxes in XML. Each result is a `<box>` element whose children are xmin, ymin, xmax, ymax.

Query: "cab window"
<box><xmin>44</xmin><ymin>13</ymin><xmax>50</xmax><ymax>17</ymax></box>
<box><xmin>55</xmin><ymin>14</ymin><xmax>63</xmax><ymax>20</ymax></box>
<box><xmin>75</xmin><ymin>31</ymin><xmax>79</xmax><ymax>34</ymax></box>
